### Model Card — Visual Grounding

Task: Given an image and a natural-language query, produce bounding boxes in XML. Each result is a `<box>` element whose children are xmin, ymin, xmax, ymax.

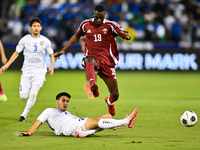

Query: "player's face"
<box><xmin>30</xmin><ymin>22</ymin><xmax>42</xmax><ymax>37</ymax></box>
<box><xmin>56</xmin><ymin>96</ymin><xmax>70</xmax><ymax>111</ymax></box>
<box><xmin>93</xmin><ymin>11</ymin><xmax>106</xmax><ymax>26</ymax></box>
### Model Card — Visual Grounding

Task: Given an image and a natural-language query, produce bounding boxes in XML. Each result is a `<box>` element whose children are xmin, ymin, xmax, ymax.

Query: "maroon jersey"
<box><xmin>76</xmin><ymin>18</ymin><xmax>124</xmax><ymax>66</ymax></box>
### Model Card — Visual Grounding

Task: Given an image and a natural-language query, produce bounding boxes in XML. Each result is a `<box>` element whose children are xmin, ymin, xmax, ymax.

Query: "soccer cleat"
<box><xmin>105</xmin><ymin>97</ymin><xmax>115</xmax><ymax>116</ymax></box>
<box><xmin>74</xmin><ymin>131</ymin><xmax>85</xmax><ymax>138</ymax></box>
<box><xmin>84</xmin><ymin>82</ymin><xmax>90</xmax><ymax>92</ymax></box>
<box><xmin>19</xmin><ymin>116</ymin><xmax>25</xmax><ymax>122</ymax></box>
<box><xmin>0</xmin><ymin>94</ymin><xmax>8</xmax><ymax>102</ymax></box>
<box><xmin>87</xmin><ymin>91</ymin><xmax>94</xmax><ymax>99</ymax></box>
<box><xmin>127</xmin><ymin>109</ymin><xmax>138</xmax><ymax>128</ymax></box>
<box><xmin>91</xmin><ymin>84</ymin><xmax>99</xmax><ymax>97</ymax></box>
<box><xmin>74</xmin><ymin>131</ymin><xmax>79</xmax><ymax>138</ymax></box>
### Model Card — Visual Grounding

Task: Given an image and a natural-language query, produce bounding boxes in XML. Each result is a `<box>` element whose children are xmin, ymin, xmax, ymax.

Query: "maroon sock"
<box><xmin>0</xmin><ymin>82</ymin><xmax>4</xmax><ymax>95</ymax></box>
<box><xmin>86</xmin><ymin>62</ymin><xmax>96</xmax><ymax>86</ymax></box>
<box><xmin>109</xmin><ymin>94</ymin><xmax>119</xmax><ymax>103</ymax></box>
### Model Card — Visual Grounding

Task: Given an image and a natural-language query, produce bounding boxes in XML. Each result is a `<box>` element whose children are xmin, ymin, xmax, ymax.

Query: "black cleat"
<box><xmin>91</xmin><ymin>84</ymin><xmax>99</xmax><ymax>97</ymax></box>
<box><xmin>19</xmin><ymin>116</ymin><xmax>25</xmax><ymax>122</ymax></box>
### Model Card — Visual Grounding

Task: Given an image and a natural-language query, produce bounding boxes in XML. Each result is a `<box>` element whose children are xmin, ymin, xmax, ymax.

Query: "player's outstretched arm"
<box><xmin>19</xmin><ymin>120</ymin><xmax>42</xmax><ymax>136</ymax></box>
<box><xmin>0</xmin><ymin>51</ymin><xmax>19</xmax><ymax>74</ymax></box>
<box><xmin>0</xmin><ymin>40</ymin><xmax>7</xmax><ymax>65</ymax></box>
<box><xmin>54</xmin><ymin>33</ymin><xmax>81</xmax><ymax>59</ymax></box>
<box><xmin>47</xmin><ymin>53</ymin><xmax>55</xmax><ymax>76</ymax></box>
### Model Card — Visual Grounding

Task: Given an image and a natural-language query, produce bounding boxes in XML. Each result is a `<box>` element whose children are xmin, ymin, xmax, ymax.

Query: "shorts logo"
<box><xmin>111</xmin><ymin>68</ymin><xmax>116</xmax><ymax>75</ymax></box>
<box><xmin>111</xmin><ymin>68</ymin><xmax>117</xmax><ymax>79</ymax></box>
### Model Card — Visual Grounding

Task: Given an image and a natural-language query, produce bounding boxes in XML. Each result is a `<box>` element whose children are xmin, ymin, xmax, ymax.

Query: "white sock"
<box><xmin>21</xmin><ymin>96</ymin><xmax>36</xmax><ymax>117</ymax></box>
<box><xmin>107</xmin><ymin>97</ymin><xmax>113</xmax><ymax>105</ymax></box>
<box><xmin>98</xmin><ymin>118</ymin><xmax>127</xmax><ymax>129</ymax></box>
<box><xmin>21</xmin><ymin>86</ymin><xmax>39</xmax><ymax>117</ymax></box>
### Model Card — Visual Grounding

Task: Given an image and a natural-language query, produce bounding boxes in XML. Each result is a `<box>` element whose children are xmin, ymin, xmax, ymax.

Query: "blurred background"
<box><xmin>1</xmin><ymin>0</ymin><xmax>200</xmax><ymax>71</ymax></box>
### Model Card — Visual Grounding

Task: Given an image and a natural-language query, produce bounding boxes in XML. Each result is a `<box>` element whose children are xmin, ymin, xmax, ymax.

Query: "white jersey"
<box><xmin>37</xmin><ymin>108</ymin><xmax>80</xmax><ymax>136</ymax></box>
<box><xmin>16</xmin><ymin>34</ymin><xmax>53</xmax><ymax>74</ymax></box>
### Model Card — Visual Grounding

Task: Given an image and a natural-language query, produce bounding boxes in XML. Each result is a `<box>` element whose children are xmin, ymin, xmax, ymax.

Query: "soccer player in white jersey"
<box><xmin>19</xmin><ymin>92</ymin><xmax>138</xmax><ymax>138</ymax></box>
<box><xmin>0</xmin><ymin>18</ymin><xmax>55</xmax><ymax>122</ymax></box>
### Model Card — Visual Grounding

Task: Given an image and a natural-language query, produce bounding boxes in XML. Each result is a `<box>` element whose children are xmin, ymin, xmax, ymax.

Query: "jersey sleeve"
<box><xmin>76</xmin><ymin>21</ymin><xmax>86</xmax><ymax>37</ymax></box>
<box><xmin>45</xmin><ymin>38</ymin><xmax>53</xmax><ymax>54</ymax></box>
<box><xmin>16</xmin><ymin>37</ymin><xmax>25</xmax><ymax>53</ymax></box>
<box><xmin>37</xmin><ymin>108</ymin><xmax>50</xmax><ymax>123</ymax></box>
<box><xmin>110</xmin><ymin>21</ymin><xmax>125</xmax><ymax>39</ymax></box>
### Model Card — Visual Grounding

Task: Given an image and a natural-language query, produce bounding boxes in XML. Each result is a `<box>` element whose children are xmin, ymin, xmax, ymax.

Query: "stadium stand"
<box><xmin>1</xmin><ymin>0</ymin><xmax>200</xmax><ymax>50</ymax></box>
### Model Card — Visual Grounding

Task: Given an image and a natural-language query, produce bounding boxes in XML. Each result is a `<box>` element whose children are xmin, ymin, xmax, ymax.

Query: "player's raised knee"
<box><xmin>20</xmin><ymin>93</ymin><xmax>29</xmax><ymax>100</ymax></box>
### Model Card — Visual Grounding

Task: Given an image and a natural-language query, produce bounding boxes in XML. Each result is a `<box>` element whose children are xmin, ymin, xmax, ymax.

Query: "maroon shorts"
<box><xmin>82</xmin><ymin>58</ymin><xmax>117</xmax><ymax>81</ymax></box>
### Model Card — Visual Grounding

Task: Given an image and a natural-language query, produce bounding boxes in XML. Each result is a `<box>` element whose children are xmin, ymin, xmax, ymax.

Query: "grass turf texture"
<box><xmin>0</xmin><ymin>70</ymin><xmax>200</xmax><ymax>150</ymax></box>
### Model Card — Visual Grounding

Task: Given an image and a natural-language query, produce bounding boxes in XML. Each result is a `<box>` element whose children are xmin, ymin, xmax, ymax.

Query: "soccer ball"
<box><xmin>180</xmin><ymin>111</ymin><xmax>198</xmax><ymax>127</ymax></box>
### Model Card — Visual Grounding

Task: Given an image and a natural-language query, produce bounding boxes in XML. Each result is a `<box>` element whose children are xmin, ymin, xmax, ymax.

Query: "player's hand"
<box><xmin>0</xmin><ymin>65</ymin><xmax>8</xmax><ymax>74</ymax></box>
<box><xmin>54</xmin><ymin>50</ymin><xmax>65</xmax><ymax>59</ymax></box>
<box><xmin>122</xmin><ymin>31</ymin><xmax>131</xmax><ymax>40</ymax></box>
<box><xmin>19</xmin><ymin>132</ymin><xmax>30</xmax><ymax>136</ymax></box>
<box><xmin>47</xmin><ymin>66</ymin><xmax>54</xmax><ymax>76</ymax></box>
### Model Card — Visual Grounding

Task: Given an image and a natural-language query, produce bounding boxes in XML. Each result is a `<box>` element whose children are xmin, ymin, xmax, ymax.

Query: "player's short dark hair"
<box><xmin>29</xmin><ymin>18</ymin><xmax>42</xmax><ymax>26</ymax></box>
<box><xmin>56</xmin><ymin>92</ymin><xmax>71</xmax><ymax>100</ymax></box>
<box><xmin>94</xmin><ymin>5</ymin><xmax>105</xmax><ymax>12</ymax></box>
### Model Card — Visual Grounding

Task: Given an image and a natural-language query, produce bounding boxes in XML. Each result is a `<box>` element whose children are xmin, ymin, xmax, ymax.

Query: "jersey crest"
<box><xmin>102</xmin><ymin>28</ymin><xmax>108</xmax><ymax>34</ymax></box>
<box><xmin>40</xmin><ymin>41</ymin><xmax>44</xmax><ymax>46</ymax></box>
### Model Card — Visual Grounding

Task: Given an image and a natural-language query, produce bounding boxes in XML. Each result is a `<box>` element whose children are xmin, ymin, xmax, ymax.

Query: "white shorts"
<box><xmin>61</xmin><ymin>117</ymin><xmax>88</xmax><ymax>136</ymax></box>
<box><xmin>19</xmin><ymin>72</ymin><xmax>46</xmax><ymax>94</ymax></box>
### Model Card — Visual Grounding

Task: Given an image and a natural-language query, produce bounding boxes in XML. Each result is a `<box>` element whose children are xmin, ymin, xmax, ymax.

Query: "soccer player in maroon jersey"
<box><xmin>0</xmin><ymin>40</ymin><xmax>8</xmax><ymax>101</ymax></box>
<box><xmin>54</xmin><ymin>5</ymin><xmax>131</xmax><ymax>116</ymax></box>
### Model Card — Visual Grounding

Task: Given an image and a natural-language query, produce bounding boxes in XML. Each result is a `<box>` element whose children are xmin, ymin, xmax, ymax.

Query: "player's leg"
<box><xmin>20</xmin><ymin>84</ymin><xmax>41</xmax><ymax>121</ymax></box>
<box><xmin>0</xmin><ymin>81</ymin><xmax>7</xmax><ymax>101</ymax></box>
<box><xmin>83</xmin><ymin>74</ymin><xmax>94</xmax><ymax>99</ymax></box>
<box><xmin>84</xmin><ymin>56</ymin><xmax>99</xmax><ymax>97</ymax></box>
<box><xmin>84</xmin><ymin>109</ymin><xmax>138</xmax><ymax>130</ymax></box>
<box><xmin>19</xmin><ymin>74</ymin><xmax>31</xmax><ymax>100</ymax></box>
<box><xmin>19</xmin><ymin>74</ymin><xmax>44</xmax><ymax>121</ymax></box>
<box><xmin>102</xmin><ymin>77</ymin><xmax>119</xmax><ymax>116</ymax></box>
<box><xmin>74</xmin><ymin>114</ymin><xmax>112</xmax><ymax>137</ymax></box>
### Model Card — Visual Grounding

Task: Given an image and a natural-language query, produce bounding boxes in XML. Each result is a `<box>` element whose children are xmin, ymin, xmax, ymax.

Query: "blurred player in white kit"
<box><xmin>0</xmin><ymin>18</ymin><xmax>55</xmax><ymax>122</ymax></box>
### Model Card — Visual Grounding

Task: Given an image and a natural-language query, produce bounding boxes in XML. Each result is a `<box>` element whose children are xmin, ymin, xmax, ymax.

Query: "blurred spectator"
<box><xmin>180</xmin><ymin>17</ymin><xmax>194</xmax><ymax>50</ymax></box>
<box><xmin>179</xmin><ymin>10</ymin><xmax>189</xmax><ymax>25</ymax></box>
<box><xmin>8</xmin><ymin>0</ymin><xmax>25</xmax><ymax>19</ymax></box>
<box><xmin>144</xmin><ymin>9</ymin><xmax>156</xmax><ymax>23</ymax></box>
<box><xmin>171</xmin><ymin>18</ymin><xmax>182</xmax><ymax>42</ymax></box>
<box><xmin>145</xmin><ymin>20</ymin><xmax>154</xmax><ymax>41</ymax></box>
<box><xmin>50</xmin><ymin>0</ymin><xmax>66</xmax><ymax>9</ymax></box>
<box><xmin>194</xmin><ymin>18</ymin><xmax>200</xmax><ymax>41</ymax></box>
<box><xmin>172</xmin><ymin>0</ymin><xmax>185</xmax><ymax>19</ymax></box>
<box><xmin>134</xmin><ymin>11</ymin><xmax>145</xmax><ymax>26</ymax></box>
<box><xmin>154</xmin><ymin>17</ymin><xmax>166</xmax><ymax>41</ymax></box>
<box><xmin>7</xmin><ymin>15</ymin><xmax>23</xmax><ymax>41</ymax></box>
<box><xmin>129</xmin><ymin>0</ymin><xmax>142</xmax><ymax>16</ymax></box>
<box><xmin>154</xmin><ymin>0</ymin><xmax>167</xmax><ymax>16</ymax></box>
<box><xmin>163</xmin><ymin>11</ymin><xmax>175</xmax><ymax>40</ymax></box>
<box><xmin>45</xmin><ymin>23</ymin><xmax>58</xmax><ymax>40</ymax></box>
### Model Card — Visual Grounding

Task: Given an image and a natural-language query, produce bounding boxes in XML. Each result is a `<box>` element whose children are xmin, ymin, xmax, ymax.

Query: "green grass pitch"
<box><xmin>0</xmin><ymin>70</ymin><xmax>200</xmax><ymax>150</ymax></box>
